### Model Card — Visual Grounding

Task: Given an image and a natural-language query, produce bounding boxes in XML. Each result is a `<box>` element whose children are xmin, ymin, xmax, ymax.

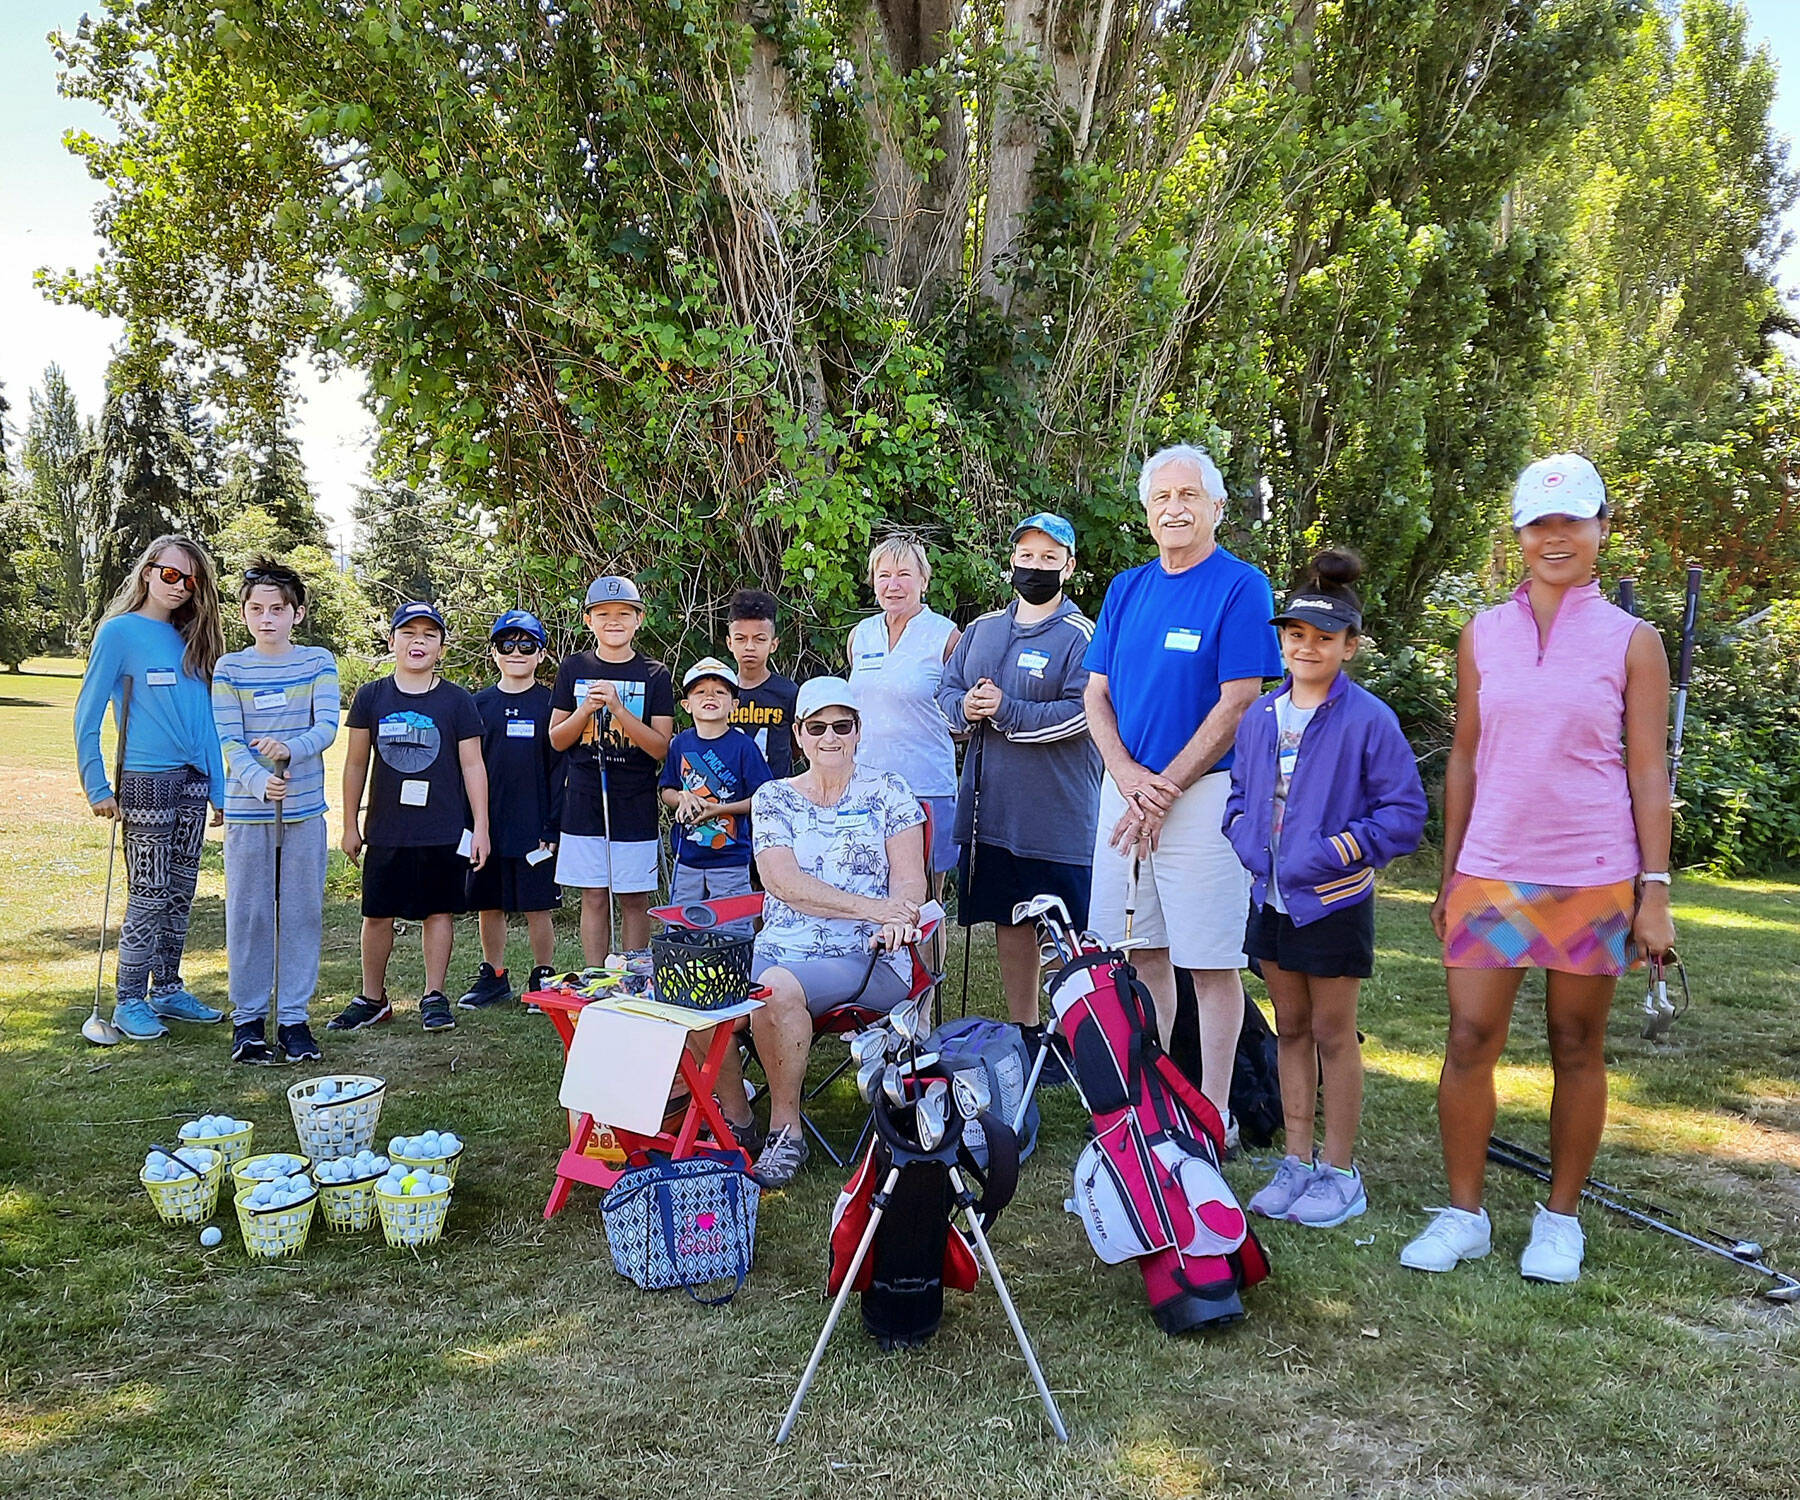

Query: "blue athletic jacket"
<box><xmin>1222</xmin><ymin>672</ymin><xmax>1427</xmax><ymax>927</ymax></box>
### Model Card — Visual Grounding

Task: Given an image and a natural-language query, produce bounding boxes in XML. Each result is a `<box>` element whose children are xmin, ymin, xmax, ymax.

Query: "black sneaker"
<box><xmin>524</xmin><ymin>964</ymin><xmax>555</xmax><ymax>1013</ymax></box>
<box><xmin>326</xmin><ymin>993</ymin><xmax>393</xmax><ymax>1032</ymax></box>
<box><xmin>278</xmin><ymin>1022</ymin><xmax>323</xmax><ymax>1063</ymax></box>
<box><xmin>420</xmin><ymin>991</ymin><xmax>456</xmax><ymax>1031</ymax></box>
<box><xmin>231</xmin><ymin>1019</ymin><xmax>276</xmax><ymax>1065</ymax></box>
<box><xmin>457</xmin><ymin>962</ymin><xmax>514</xmax><ymax>1009</ymax></box>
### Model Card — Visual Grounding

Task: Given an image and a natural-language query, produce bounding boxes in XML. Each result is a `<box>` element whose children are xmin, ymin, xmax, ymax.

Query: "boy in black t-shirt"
<box><xmin>548</xmin><ymin>576</ymin><xmax>674</xmax><ymax>964</ymax></box>
<box><xmin>725</xmin><ymin>588</ymin><xmax>799</xmax><ymax>779</ymax></box>
<box><xmin>331</xmin><ymin>602</ymin><xmax>489</xmax><ymax>1034</ymax></box>
<box><xmin>458</xmin><ymin>610</ymin><xmax>565</xmax><ymax>1010</ymax></box>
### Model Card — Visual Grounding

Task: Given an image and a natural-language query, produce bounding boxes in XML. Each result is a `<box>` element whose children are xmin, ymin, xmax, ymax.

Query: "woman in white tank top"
<box><xmin>847</xmin><ymin>533</ymin><xmax>961</xmax><ymax>879</ymax></box>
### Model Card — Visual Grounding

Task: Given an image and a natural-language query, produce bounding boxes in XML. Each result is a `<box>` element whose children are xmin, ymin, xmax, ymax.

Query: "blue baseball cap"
<box><xmin>390</xmin><ymin>601</ymin><xmax>447</xmax><ymax>635</ymax></box>
<box><xmin>583</xmin><ymin>575</ymin><xmax>644</xmax><ymax>611</ymax></box>
<box><xmin>489</xmin><ymin>609</ymin><xmax>548</xmax><ymax>647</ymax></box>
<box><xmin>1008</xmin><ymin>512</ymin><xmax>1077</xmax><ymax>552</ymax></box>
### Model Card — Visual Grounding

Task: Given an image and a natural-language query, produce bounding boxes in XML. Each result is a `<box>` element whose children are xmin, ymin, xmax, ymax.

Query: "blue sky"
<box><xmin>5</xmin><ymin>0</ymin><xmax>1800</xmax><ymax>534</ymax></box>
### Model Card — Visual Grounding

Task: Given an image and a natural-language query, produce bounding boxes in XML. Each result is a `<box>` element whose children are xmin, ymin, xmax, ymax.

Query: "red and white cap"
<box><xmin>1512</xmin><ymin>453</ymin><xmax>1607</xmax><ymax>527</ymax></box>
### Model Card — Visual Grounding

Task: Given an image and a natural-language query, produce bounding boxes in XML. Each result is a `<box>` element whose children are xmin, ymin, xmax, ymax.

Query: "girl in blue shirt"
<box><xmin>73</xmin><ymin>535</ymin><xmax>228</xmax><ymax>1040</ymax></box>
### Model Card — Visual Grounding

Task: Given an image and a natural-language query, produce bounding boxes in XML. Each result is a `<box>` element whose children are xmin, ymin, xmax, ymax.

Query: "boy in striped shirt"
<box><xmin>212</xmin><ymin>558</ymin><xmax>341</xmax><ymax>1064</ymax></box>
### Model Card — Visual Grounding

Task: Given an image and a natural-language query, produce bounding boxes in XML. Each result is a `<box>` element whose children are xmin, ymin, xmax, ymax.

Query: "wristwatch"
<box><xmin>1639</xmin><ymin>871</ymin><xmax>1672</xmax><ymax>885</ymax></box>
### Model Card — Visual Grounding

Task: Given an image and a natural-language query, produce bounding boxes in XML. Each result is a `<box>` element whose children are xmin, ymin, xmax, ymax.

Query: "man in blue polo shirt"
<box><xmin>1084</xmin><ymin>443</ymin><xmax>1282</xmax><ymax>1146</ymax></box>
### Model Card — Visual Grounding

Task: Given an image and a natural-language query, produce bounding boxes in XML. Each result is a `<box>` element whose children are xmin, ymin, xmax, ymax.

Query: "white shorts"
<box><xmin>554</xmin><ymin>834</ymin><xmax>661</xmax><ymax>894</ymax></box>
<box><xmin>1089</xmin><ymin>771</ymin><xmax>1250</xmax><ymax>971</ymax></box>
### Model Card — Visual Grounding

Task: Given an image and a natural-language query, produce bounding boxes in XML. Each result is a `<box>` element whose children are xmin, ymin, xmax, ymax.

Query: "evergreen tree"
<box><xmin>221</xmin><ymin>412</ymin><xmax>327</xmax><ymax>547</ymax></box>
<box><xmin>22</xmin><ymin>366</ymin><xmax>95</xmax><ymax>649</ymax></box>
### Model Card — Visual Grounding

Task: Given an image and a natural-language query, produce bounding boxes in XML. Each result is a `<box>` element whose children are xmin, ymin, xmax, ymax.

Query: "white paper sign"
<box><xmin>399</xmin><ymin>779</ymin><xmax>430</xmax><ymax>807</ymax></box>
<box><xmin>558</xmin><ymin>1004</ymin><xmax>688</xmax><ymax>1135</ymax></box>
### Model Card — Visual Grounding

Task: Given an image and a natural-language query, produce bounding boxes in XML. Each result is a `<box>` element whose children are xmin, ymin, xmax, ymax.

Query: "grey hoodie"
<box><xmin>936</xmin><ymin>597</ymin><xmax>1101</xmax><ymax>865</ymax></box>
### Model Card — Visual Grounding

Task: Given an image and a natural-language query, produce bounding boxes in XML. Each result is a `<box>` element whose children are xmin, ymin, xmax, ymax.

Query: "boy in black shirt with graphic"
<box><xmin>725</xmin><ymin>588</ymin><xmax>799</xmax><ymax>779</ymax></box>
<box><xmin>548</xmin><ymin>576</ymin><xmax>675</xmax><ymax>963</ymax></box>
<box><xmin>458</xmin><ymin>610</ymin><xmax>565</xmax><ymax>1009</ymax></box>
<box><xmin>332</xmin><ymin>602</ymin><xmax>489</xmax><ymax>1033</ymax></box>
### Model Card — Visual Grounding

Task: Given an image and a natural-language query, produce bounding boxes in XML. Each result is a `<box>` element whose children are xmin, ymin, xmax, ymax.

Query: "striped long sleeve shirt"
<box><xmin>211</xmin><ymin>645</ymin><xmax>342</xmax><ymax>823</ymax></box>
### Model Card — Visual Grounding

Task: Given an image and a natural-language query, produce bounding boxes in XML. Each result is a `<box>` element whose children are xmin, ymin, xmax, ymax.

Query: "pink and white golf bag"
<box><xmin>1051</xmin><ymin>949</ymin><xmax>1269</xmax><ymax>1333</ymax></box>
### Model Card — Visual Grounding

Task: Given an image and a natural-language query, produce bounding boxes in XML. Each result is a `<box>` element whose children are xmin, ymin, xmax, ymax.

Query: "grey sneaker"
<box><xmin>723</xmin><ymin>1112</ymin><xmax>766</xmax><ymax>1160</ymax></box>
<box><xmin>1287</xmin><ymin>1163</ymin><xmax>1368</xmax><ymax>1228</ymax></box>
<box><xmin>750</xmin><ymin>1125</ymin><xmax>809</xmax><ymax>1189</ymax></box>
<box><xmin>1248</xmin><ymin>1155</ymin><xmax>1316</xmax><ymax>1219</ymax></box>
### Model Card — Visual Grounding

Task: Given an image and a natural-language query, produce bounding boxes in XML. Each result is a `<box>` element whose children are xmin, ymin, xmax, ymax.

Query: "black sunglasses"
<box><xmin>243</xmin><ymin>567</ymin><xmax>300</xmax><ymax>586</ymax></box>
<box><xmin>492</xmin><ymin>638</ymin><xmax>542</xmax><ymax>655</ymax></box>
<box><xmin>799</xmin><ymin>717</ymin><xmax>858</xmax><ymax>738</ymax></box>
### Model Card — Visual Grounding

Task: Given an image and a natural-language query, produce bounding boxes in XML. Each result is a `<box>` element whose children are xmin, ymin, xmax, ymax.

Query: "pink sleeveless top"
<box><xmin>1455</xmin><ymin>580</ymin><xmax>1644</xmax><ymax>887</ymax></box>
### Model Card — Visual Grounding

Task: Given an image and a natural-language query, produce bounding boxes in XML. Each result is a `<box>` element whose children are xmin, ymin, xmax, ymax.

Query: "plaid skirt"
<box><xmin>1444</xmin><ymin>874</ymin><xmax>1638</xmax><ymax>977</ymax></box>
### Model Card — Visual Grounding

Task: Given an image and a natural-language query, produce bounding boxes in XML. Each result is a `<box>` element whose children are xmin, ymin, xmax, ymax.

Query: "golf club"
<box><xmin>849</xmin><ymin>1028</ymin><xmax>888</xmax><ymax>1068</ymax></box>
<box><xmin>597</xmin><ymin>704</ymin><xmax>619</xmax><ymax>958</ymax></box>
<box><xmin>1641</xmin><ymin>950</ymin><xmax>1690</xmax><ymax>1042</ymax></box>
<box><xmin>880</xmin><ymin>1063</ymin><xmax>908</xmax><ymax>1109</ymax></box>
<box><xmin>915</xmin><ymin>1084</ymin><xmax>948</xmax><ymax>1151</ymax></box>
<box><xmin>83</xmin><ymin>678</ymin><xmax>133</xmax><ymax>1047</ymax></box>
<box><xmin>855</xmin><ymin>1056</ymin><xmax>884</xmax><ymax>1104</ymax></box>
<box><xmin>270</xmin><ymin>793</ymin><xmax>286</xmax><ymax>1060</ymax></box>
<box><xmin>953</xmin><ymin>1069</ymin><xmax>991</xmax><ymax>1122</ymax></box>
<box><xmin>1616</xmin><ymin>577</ymin><xmax>1636</xmax><ymax>616</ymax></box>
<box><xmin>1670</xmin><ymin>563</ymin><xmax>1702</xmax><ymax>801</ymax></box>
<box><xmin>1123</xmin><ymin>855</ymin><xmax>1143</xmax><ymax>949</ymax></box>
<box><xmin>957</xmin><ymin>720</ymin><xmax>986</xmax><ymax>1018</ymax></box>
<box><xmin>1487</xmin><ymin>1136</ymin><xmax>1800</xmax><ymax>1303</ymax></box>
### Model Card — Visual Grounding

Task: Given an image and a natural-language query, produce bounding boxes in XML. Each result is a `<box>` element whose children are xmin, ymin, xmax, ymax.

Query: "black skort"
<box><xmin>956</xmin><ymin>841</ymin><xmax>1091</xmax><ymax>930</ymax></box>
<box><xmin>1243</xmin><ymin>897</ymin><xmax>1375</xmax><ymax>979</ymax></box>
<box><xmin>467</xmin><ymin>851</ymin><xmax>562</xmax><ymax>914</ymax></box>
<box><xmin>362</xmin><ymin>843</ymin><xmax>469</xmax><ymax>921</ymax></box>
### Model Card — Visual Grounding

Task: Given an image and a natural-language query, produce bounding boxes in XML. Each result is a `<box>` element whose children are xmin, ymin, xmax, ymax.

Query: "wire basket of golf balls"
<box><xmin>389</xmin><ymin>1130</ymin><xmax>465</xmax><ymax>1185</ymax></box>
<box><xmin>140</xmin><ymin>1146</ymin><xmax>224</xmax><ymax>1226</ymax></box>
<box><xmin>177</xmin><ymin>1113</ymin><xmax>254</xmax><ymax>1168</ymax></box>
<box><xmin>233</xmin><ymin>1150</ymin><xmax>315</xmax><ymax>1196</ymax></box>
<box><xmin>375</xmin><ymin>1164</ymin><xmax>454</xmax><ymax>1249</ymax></box>
<box><xmin>287</xmin><ymin>1075</ymin><xmax>387</xmax><ymax>1159</ymax></box>
<box><xmin>313</xmin><ymin>1151</ymin><xmax>392</xmax><ymax>1233</ymax></box>
<box><xmin>236</xmin><ymin>1172</ymin><xmax>319</xmax><ymax>1259</ymax></box>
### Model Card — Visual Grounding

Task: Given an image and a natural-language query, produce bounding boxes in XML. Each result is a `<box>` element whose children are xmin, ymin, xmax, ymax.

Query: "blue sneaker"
<box><xmin>1248</xmin><ymin>1154</ymin><xmax>1316</xmax><ymax>1219</ymax></box>
<box><xmin>1286</xmin><ymin>1162</ymin><xmax>1368</xmax><ymax>1228</ymax></box>
<box><xmin>112</xmin><ymin>999</ymin><xmax>169</xmax><ymax>1040</ymax></box>
<box><xmin>150</xmin><ymin>989</ymin><xmax>225</xmax><ymax>1024</ymax></box>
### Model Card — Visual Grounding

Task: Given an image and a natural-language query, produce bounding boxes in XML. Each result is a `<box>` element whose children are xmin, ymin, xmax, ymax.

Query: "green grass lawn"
<box><xmin>3</xmin><ymin>658</ymin><xmax>1797</xmax><ymax>1498</ymax></box>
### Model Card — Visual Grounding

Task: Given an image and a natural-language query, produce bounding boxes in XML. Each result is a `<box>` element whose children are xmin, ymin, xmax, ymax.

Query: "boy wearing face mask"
<box><xmin>937</xmin><ymin>513</ymin><xmax>1101</xmax><ymax>1034</ymax></box>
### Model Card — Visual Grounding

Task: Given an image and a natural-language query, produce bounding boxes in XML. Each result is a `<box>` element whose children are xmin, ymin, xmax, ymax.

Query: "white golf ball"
<box><xmin>429</xmin><ymin>1174</ymin><xmax>450</xmax><ymax>1193</ymax></box>
<box><xmin>439</xmin><ymin>1133</ymin><xmax>461</xmax><ymax>1155</ymax></box>
<box><xmin>199</xmin><ymin>1225</ymin><xmax>222</xmax><ymax>1247</ymax></box>
<box><xmin>388</xmin><ymin>1136</ymin><xmax>406</xmax><ymax>1155</ymax></box>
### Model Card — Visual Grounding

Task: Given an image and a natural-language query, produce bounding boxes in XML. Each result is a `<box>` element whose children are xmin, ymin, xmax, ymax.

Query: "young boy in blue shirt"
<box><xmin>659</xmin><ymin>657</ymin><xmax>772</xmax><ymax>923</ymax></box>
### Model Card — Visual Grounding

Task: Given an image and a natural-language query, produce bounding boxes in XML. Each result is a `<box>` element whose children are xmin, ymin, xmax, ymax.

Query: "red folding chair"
<box><xmin>649</xmin><ymin>801</ymin><xmax>943</xmax><ymax>1166</ymax></box>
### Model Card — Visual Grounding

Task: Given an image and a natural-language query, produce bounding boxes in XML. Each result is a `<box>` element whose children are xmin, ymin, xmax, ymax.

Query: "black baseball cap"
<box><xmin>1271</xmin><ymin>592</ymin><xmax>1361</xmax><ymax>635</ymax></box>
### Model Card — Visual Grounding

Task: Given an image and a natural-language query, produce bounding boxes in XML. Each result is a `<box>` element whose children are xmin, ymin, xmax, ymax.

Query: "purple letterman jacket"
<box><xmin>1222</xmin><ymin>671</ymin><xmax>1427</xmax><ymax>927</ymax></box>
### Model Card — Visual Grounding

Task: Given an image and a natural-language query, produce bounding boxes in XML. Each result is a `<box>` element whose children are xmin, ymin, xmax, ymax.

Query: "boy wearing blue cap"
<box><xmin>458</xmin><ymin>610</ymin><xmax>565</xmax><ymax>1009</ymax></box>
<box><xmin>548</xmin><ymin>575</ymin><xmax>675</xmax><ymax>963</ymax></box>
<box><xmin>332</xmin><ymin>601</ymin><xmax>490</xmax><ymax>1033</ymax></box>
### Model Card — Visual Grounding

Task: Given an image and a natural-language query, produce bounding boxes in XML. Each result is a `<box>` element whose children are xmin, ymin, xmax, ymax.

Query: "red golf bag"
<box><xmin>1051</xmin><ymin>950</ymin><xmax>1269</xmax><ymax>1333</ymax></box>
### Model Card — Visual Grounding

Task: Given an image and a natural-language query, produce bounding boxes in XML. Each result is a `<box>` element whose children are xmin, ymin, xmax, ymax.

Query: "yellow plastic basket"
<box><xmin>316</xmin><ymin>1173</ymin><xmax>382</xmax><ymax>1233</ymax></box>
<box><xmin>391</xmin><ymin>1143</ymin><xmax>465</xmax><ymax>1185</ymax></box>
<box><xmin>140</xmin><ymin>1153</ymin><xmax>224</xmax><ymax>1227</ymax></box>
<box><xmin>178</xmin><ymin>1121</ymin><xmax>255</xmax><ymax>1168</ymax></box>
<box><xmin>375</xmin><ymin>1181</ymin><xmax>453</xmax><ymax>1249</ymax></box>
<box><xmin>287</xmin><ymin>1075</ymin><xmax>386</xmax><ymax>1159</ymax></box>
<box><xmin>232</xmin><ymin>1151</ymin><xmax>315</xmax><ymax>1195</ymax></box>
<box><xmin>236</xmin><ymin>1189</ymin><xmax>319</xmax><ymax>1260</ymax></box>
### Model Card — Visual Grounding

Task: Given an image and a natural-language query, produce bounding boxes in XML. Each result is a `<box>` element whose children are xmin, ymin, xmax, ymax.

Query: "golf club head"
<box><xmin>952</xmin><ymin>1070</ymin><xmax>991</xmax><ymax>1121</ymax></box>
<box><xmin>1012</xmin><ymin>895</ymin><xmax>1059</xmax><ymax>925</ymax></box>
<box><xmin>856</xmin><ymin>1057</ymin><xmax>884</xmax><ymax>1103</ymax></box>
<box><xmin>916</xmin><ymin>1088</ymin><xmax>948</xmax><ymax>1151</ymax></box>
<box><xmin>1641</xmin><ymin>979</ymin><xmax>1676</xmax><ymax>1041</ymax></box>
<box><xmin>849</xmin><ymin>1029</ymin><xmax>888</xmax><ymax>1067</ymax></box>
<box><xmin>1766</xmin><ymin>1280</ymin><xmax>1800</xmax><ymax>1304</ymax></box>
<box><xmin>1730</xmin><ymin>1241</ymin><xmax>1767</xmax><ymax>1261</ymax></box>
<box><xmin>881</xmin><ymin>1063</ymin><xmax>908</xmax><ymax>1108</ymax></box>
<box><xmin>82</xmin><ymin>1010</ymin><xmax>123</xmax><ymax>1047</ymax></box>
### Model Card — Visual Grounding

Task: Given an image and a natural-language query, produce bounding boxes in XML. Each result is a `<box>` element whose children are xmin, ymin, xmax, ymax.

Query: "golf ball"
<box><xmin>200</xmin><ymin>1226</ymin><xmax>222</xmax><ymax>1247</ymax></box>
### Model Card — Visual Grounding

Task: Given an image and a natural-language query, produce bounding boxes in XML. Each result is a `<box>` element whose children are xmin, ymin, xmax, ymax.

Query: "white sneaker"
<box><xmin>1399</xmin><ymin>1205</ymin><xmax>1492</xmax><ymax>1272</ymax></box>
<box><xmin>1519</xmin><ymin>1204</ymin><xmax>1585</xmax><ymax>1283</ymax></box>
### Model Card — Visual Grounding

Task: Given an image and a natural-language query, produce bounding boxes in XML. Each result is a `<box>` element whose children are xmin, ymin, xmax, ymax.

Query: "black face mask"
<box><xmin>1012</xmin><ymin>566</ymin><xmax>1064</xmax><ymax>605</ymax></box>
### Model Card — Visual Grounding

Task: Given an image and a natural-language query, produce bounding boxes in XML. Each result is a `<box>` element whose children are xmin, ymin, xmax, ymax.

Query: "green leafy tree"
<box><xmin>213</xmin><ymin>503</ymin><xmax>373</xmax><ymax>657</ymax></box>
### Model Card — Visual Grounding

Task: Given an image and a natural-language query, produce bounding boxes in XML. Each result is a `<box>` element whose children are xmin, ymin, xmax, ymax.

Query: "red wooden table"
<box><xmin>524</xmin><ymin>987</ymin><xmax>754</xmax><ymax>1219</ymax></box>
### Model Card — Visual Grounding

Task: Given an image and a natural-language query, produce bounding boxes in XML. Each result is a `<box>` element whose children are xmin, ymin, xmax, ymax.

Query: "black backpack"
<box><xmin>1168</xmin><ymin>971</ymin><xmax>1284</xmax><ymax>1150</ymax></box>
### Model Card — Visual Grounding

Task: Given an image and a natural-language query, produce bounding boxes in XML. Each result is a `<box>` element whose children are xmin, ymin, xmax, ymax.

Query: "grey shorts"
<box><xmin>751</xmin><ymin>952</ymin><xmax>912</xmax><ymax>1017</ymax></box>
<box><xmin>669</xmin><ymin>862</ymin><xmax>754</xmax><ymax>933</ymax></box>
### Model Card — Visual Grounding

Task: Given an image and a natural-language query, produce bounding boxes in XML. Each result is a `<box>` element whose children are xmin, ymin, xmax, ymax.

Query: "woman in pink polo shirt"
<box><xmin>1402</xmin><ymin>454</ymin><xmax>1676</xmax><ymax>1286</ymax></box>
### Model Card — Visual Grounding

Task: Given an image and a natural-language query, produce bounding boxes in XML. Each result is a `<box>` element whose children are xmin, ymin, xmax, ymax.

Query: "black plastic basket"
<box><xmin>650</xmin><ymin>927</ymin><xmax>754</xmax><ymax>1011</ymax></box>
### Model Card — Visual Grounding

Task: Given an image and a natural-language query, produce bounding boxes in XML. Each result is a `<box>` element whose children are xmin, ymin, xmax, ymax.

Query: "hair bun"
<box><xmin>1307</xmin><ymin>548</ymin><xmax>1363</xmax><ymax>587</ymax></box>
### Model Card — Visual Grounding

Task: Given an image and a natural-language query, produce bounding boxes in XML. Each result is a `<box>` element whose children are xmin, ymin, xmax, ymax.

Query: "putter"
<box><xmin>83</xmin><ymin>679</ymin><xmax>133</xmax><ymax>1047</ymax></box>
<box><xmin>596</xmin><ymin>704</ymin><xmax>620</xmax><ymax>959</ymax></box>
<box><xmin>957</xmin><ymin>721</ymin><xmax>986</xmax><ymax>1018</ymax></box>
<box><xmin>270</xmin><ymin>794</ymin><xmax>286</xmax><ymax>1058</ymax></box>
<box><xmin>1487</xmin><ymin>1137</ymin><xmax>1800</xmax><ymax>1303</ymax></box>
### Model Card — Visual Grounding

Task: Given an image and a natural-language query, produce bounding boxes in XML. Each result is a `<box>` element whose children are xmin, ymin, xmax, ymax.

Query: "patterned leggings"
<box><xmin>116</xmin><ymin>767</ymin><xmax>211</xmax><ymax>1003</ymax></box>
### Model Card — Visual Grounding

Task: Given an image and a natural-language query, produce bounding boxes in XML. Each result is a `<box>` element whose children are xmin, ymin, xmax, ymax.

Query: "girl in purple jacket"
<box><xmin>1223</xmin><ymin>551</ymin><xmax>1427</xmax><ymax>1228</ymax></box>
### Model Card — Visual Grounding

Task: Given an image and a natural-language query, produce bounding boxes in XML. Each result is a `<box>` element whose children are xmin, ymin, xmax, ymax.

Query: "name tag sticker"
<box><xmin>856</xmin><ymin>652</ymin><xmax>883</xmax><ymax>671</ymax></box>
<box><xmin>836</xmin><ymin>809</ymin><xmax>872</xmax><ymax>831</ymax></box>
<box><xmin>456</xmin><ymin>829</ymin><xmax>473</xmax><ymax>858</ymax></box>
<box><xmin>252</xmin><ymin>689</ymin><xmax>286</xmax><ymax>711</ymax></box>
<box><xmin>1017</xmin><ymin>649</ymin><xmax>1050</xmax><ymax>673</ymax></box>
<box><xmin>1163</xmin><ymin>629</ymin><xmax>1202</xmax><ymax>654</ymax></box>
<box><xmin>574</xmin><ymin>678</ymin><xmax>602</xmax><ymax>702</ymax></box>
<box><xmin>146</xmin><ymin>669</ymin><xmax>178</xmax><ymax>687</ymax></box>
<box><xmin>525</xmin><ymin>846</ymin><xmax>553</xmax><ymax>867</ymax></box>
<box><xmin>379</xmin><ymin>720</ymin><xmax>408</xmax><ymax>738</ymax></box>
<box><xmin>399</xmin><ymin>779</ymin><xmax>430</xmax><ymax>807</ymax></box>
<box><xmin>506</xmin><ymin>719</ymin><xmax>535</xmax><ymax>739</ymax></box>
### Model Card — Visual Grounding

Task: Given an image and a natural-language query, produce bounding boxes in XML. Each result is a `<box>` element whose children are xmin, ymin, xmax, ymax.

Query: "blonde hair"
<box><xmin>867</xmin><ymin>532</ymin><xmax>931</xmax><ymax>588</ymax></box>
<box><xmin>101</xmin><ymin>534</ymin><xmax>226</xmax><ymax>682</ymax></box>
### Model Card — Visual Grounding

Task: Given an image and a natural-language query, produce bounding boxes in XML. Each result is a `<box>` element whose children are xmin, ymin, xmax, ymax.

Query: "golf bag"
<box><xmin>926</xmin><ymin>1015</ymin><xmax>1039</xmax><ymax>1165</ymax></box>
<box><xmin>826</xmin><ymin>1090</ymin><xmax>1020</xmax><ymax>1349</ymax></box>
<box><xmin>1053</xmin><ymin>950</ymin><xmax>1269</xmax><ymax>1334</ymax></box>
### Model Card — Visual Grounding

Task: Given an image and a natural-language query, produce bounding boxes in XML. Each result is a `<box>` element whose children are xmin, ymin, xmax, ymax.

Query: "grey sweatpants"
<box><xmin>224</xmin><ymin>814</ymin><xmax>328</xmax><ymax>1025</ymax></box>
